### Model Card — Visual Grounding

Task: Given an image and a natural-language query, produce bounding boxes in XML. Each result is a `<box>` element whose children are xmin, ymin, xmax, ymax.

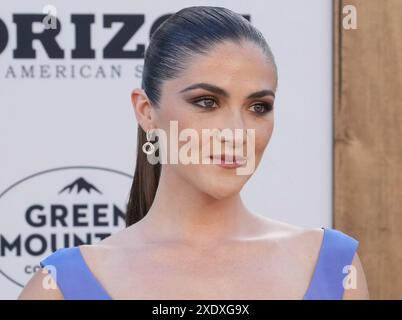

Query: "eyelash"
<box><xmin>191</xmin><ymin>96</ymin><xmax>273</xmax><ymax>115</ymax></box>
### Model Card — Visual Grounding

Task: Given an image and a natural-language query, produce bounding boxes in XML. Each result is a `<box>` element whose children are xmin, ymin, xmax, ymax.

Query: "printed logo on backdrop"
<box><xmin>0</xmin><ymin>166</ymin><xmax>132</xmax><ymax>288</ymax></box>
<box><xmin>0</xmin><ymin>7</ymin><xmax>251</xmax><ymax>79</ymax></box>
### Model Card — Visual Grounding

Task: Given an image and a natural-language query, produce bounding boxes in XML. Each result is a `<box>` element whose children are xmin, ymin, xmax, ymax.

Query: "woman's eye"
<box><xmin>249</xmin><ymin>103</ymin><xmax>273</xmax><ymax>115</ymax></box>
<box><xmin>191</xmin><ymin>97</ymin><xmax>218</xmax><ymax>109</ymax></box>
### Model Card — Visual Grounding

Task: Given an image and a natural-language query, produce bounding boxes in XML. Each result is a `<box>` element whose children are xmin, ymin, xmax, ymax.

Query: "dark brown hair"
<box><xmin>125</xmin><ymin>6</ymin><xmax>277</xmax><ymax>227</ymax></box>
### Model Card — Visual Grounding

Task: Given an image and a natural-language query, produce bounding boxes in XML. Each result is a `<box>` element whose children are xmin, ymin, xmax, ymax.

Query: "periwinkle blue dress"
<box><xmin>39</xmin><ymin>227</ymin><xmax>358</xmax><ymax>300</ymax></box>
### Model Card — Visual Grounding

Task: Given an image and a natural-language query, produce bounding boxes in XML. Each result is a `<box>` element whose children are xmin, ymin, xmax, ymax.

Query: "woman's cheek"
<box><xmin>254</xmin><ymin>122</ymin><xmax>274</xmax><ymax>162</ymax></box>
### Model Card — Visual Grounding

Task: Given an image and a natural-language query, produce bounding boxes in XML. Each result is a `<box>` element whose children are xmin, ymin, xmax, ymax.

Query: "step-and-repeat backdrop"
<box><xmin>0</xmin><ymin>0</ymin><xmax>332</xmax><ymax>299</ymax></box>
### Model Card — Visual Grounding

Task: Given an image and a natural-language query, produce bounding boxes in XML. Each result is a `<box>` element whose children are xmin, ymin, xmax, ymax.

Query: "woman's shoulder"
<box><xmin>255</xmin><ymin>216</ymin><xmax>325</xmax><ymax>246</ymax></box>
<box><xmin>18</xmin><ymin>247</ymin><xmax>79</xmax><ymax>300</ymax></box>
<box><xmin>33</xmin><ymin>243</ymin><xmax>116</xmax><ymax>300</ymax></box>
<box><xmin>260</xmin><ymin>219</ymin><xmax>368</xmax><ymax>299</ymax></box>
<box><xmin>39</xmin><ymin>246</ymin><xmax>78</xmax><ymax>266</ymax></box>
<box><xmin>18</xmin><ymin>267</ymin><xmax>65</xmax><ymax>300</ymax></box>
<box><xmin>255</xmin><ymin>217</ymin><xmax>360</xmax><ymax>265</ymax></box>
<box><xmin>256</xmin><ymin>216</ymin><xmax>358</xmax><ymax>246</ymax></box>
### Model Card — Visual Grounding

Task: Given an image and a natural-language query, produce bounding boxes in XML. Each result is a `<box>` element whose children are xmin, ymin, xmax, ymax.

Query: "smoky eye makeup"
<box><xmin>183</xmin><ymin>91</ymin><xmax>274</xmax><ymax>115</ymax></box>
<box><xmin>189</xmin><ymin>95</ymin><xmax>218</xmax><ymax>109</ymax></box>
<box><xmin>249</xmin><ymin>101</ymin><xmax>274</xmax><ymax>115</ymax></box>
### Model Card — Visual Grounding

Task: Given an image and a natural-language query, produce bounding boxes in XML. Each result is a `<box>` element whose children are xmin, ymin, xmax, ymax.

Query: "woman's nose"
<box><xmin>217</xmin><ymin>110</ymin><xmax>247</xmax><ymax>147</ymax></box>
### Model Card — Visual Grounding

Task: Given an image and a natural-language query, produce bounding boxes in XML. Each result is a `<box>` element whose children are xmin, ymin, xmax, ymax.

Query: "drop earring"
<box><xmin>142</xmin><ymin>128</ymin><xmax>156</xmax><ymax>155</ymax></box>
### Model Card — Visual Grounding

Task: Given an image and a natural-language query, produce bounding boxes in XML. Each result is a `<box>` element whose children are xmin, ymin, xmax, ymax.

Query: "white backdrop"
<box><xmin>0</xmin><ymin>0</ymin><xmax>333</xmax><ymax>299</ymax></box>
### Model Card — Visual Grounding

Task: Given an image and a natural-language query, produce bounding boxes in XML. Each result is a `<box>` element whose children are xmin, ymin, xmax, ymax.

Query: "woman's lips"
<box><xmin>208</xmin><ymin>154</ymin><xmax>247</xmax><ymax>169</ymax></box>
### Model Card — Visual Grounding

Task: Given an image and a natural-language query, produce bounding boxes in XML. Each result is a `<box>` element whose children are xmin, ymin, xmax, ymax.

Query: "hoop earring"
<box><xmin>142</xmin><ymin>129</ymin><xmax>155</xmax><ymax>155</ymax></box>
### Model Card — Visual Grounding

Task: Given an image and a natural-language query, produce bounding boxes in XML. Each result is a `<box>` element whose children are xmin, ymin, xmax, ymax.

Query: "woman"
<box><xmin>19</xmin><ymin>6</ymin><xmax>369</xmax><ymax>300</ymax></box>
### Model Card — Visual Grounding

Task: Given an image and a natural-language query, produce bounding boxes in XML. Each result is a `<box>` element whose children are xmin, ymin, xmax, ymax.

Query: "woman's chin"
<box><xmin>203</xmin><ymin>181</ymin><xmax>245</xmax><ymax>200</ymax></box>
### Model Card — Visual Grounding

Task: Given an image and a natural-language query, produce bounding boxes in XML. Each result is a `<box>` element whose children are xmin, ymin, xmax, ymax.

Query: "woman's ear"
<box><xmin>131</xmin><ymin>88</ymin><xmax>154</xmax><ymax>131</ymax></box>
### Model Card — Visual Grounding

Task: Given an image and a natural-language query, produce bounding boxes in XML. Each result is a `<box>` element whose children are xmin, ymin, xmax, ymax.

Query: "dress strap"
<box><xmin>303</xmin><ymin>228</ymin><xmax>359</xmax><ymax>300</ymax></box>
<box><xmin>39</xmin><ymin>247</ymin><xmax>111</xmax><ymax>300</ymax></box>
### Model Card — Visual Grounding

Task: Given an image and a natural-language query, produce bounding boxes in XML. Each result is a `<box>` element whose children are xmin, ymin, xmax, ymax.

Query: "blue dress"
<box><xmin>39</xmin><ymin>227</ymin><xmax>358</xmax><ymax>300</ymax></box>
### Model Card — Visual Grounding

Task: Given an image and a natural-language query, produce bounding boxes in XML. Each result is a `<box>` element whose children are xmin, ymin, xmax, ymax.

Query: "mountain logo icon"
<box><xmin>58</xmin><ymin>177</ymin><xmax>102</xmax><ymax>194</ymax></box>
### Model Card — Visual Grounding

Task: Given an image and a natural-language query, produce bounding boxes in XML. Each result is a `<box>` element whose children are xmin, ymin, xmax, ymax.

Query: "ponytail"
<box><xmin>125</xmin><ymin>126</ymin><xmax>161</xmax><ymax>226</ymax></box>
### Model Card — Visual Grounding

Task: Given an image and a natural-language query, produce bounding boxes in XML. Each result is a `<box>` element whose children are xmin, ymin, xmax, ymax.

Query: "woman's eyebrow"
<box><xmin>178</xmin><ymin>82</ymin><xmax>275</xmax><ymax>99</ymax></box>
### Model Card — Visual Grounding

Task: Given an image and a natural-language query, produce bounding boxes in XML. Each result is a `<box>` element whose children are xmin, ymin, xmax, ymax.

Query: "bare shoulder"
<box><xmin>18</xmin><ymin>231</ymin><xmax>132</xmax><ymax>300</ymax></box>
<box><xmin>260</xmin><ymin>218</ymin><xmax>370</xmax><ymax>299</ymax></box>
<box><xmin>77</xmin><ymin>225</ymin><xmax>146</xmax><ymax>268</ymax></box>
<box><xmin>342</xmin><ymin>252</ymin><xmax>370</xmax><ymax>300</ymax></box>
<box><xmin>255</xmin><ymin>216</ymin><xmax>326</xmax><ymax>268</ymax></box>
<box><xmin>18</xmin><ymin>268</ymin><xmax>64</xmax><ymax>300</ymax></box>
<box><xmin>257</xmin><ymin>216</ymin><xmax>325</xmax><ymax>248</ymax></box>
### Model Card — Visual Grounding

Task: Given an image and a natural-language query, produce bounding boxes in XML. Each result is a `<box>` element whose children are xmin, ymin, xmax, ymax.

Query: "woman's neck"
<box><xmin>136</xmin><ymin>168</ymin><xmax>261</xmax><ymax>246</ymax></box>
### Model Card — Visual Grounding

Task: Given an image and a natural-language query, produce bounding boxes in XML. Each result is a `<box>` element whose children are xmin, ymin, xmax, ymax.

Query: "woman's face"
<box><xmin>150</xmin><ymin>39</ymin><xmax>277</xmax><ymax>199</ymax></box>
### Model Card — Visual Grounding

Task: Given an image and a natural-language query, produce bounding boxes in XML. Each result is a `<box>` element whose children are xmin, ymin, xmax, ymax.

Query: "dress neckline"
<box><xmin>76</xmin><ymin>227</ymin><xmax>327</xmax><ymax>300</ymax></box>
<box><xmin>302</xmin><ymin>227</ymin><xmax>326</xmax><ymax>299</ymax></box>
<box><xmin>76</xmin><ymin>246</ymin><xmax>113</xmax><ymax>299</ymax></box>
